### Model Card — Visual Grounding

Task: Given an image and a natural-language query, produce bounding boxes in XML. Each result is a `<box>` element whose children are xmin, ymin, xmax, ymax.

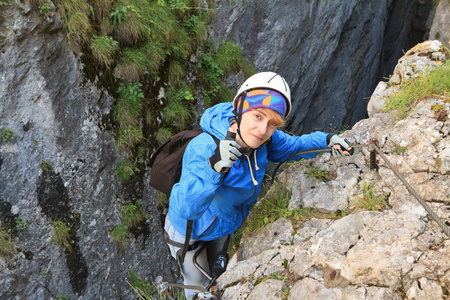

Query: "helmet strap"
<box><xmin>232</xmin><ymin>92</ymin><xmax>252</xmax><ymax>149</ymax></box>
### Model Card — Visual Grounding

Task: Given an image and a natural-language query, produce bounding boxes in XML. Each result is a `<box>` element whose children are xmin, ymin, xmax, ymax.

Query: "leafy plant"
<box><xmin>47</xmin><ymin>0</ymin><xmax>253</xmax><ymax>165</ymax></box>
<box><xmin>0</xmin><ymin>230</ymin><xmax>14</xmax><ymax>257</ymax></box>
<box><xmin>116</xmin><ymin>160</ymin><xmax>140</xmax><ymax>181</ymax></box>
<box><xmin>268</xmin><ymin>272</ymin><xmax>288</xmax><ymax>281</ymax></box>
<box><xmin>155</xmin><ymin>191</ymin><xmax>169</xmax><ymax>210</ymax></box>
<box><xmin>40</xmin><ymin>268</ymin><xmax>49</xmax><ymax>278</ymax></box>
<box><xmin>305</xmin><ymin>165</ymin><xmax>329</xmax><ymax>182</ymax></box>
<box><xmin>51</xmin><ymin>220</ymin><xmax>72</xmax><ymax>251</ymax></box>
<box><xmin>1</xmin><ymin>128</ymin><xmax>15</xmax><ymax>141</ymax></box>
<box><xmin>38</xmin><ymin>2</ymin><xmax>51</xmax><ymax>17</ymax></box>
<box><xmin>198</xmin><ymin>49</ymin><xmax>224</xmax><ymax>106</ymax></box>
<box><xmin>110</xmin><ymin>5</ymin><xmax>133</xmax><ymax>26</ymax></box>
<box><xmin>16</xmin><ymin>216</ymin><xmax>28</xmax><ymax>230</ymax></box>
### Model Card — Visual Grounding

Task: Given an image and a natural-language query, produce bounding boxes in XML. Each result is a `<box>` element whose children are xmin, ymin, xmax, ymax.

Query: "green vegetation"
<box><xmin>305</xmin><ymin>165</ymin><xmax>330</xmax><ymax>182</ymax></box>
<box><xmin>121</xmin><ymin>201</ymin><xmax>146</xmax><ymax>229</ymax></box>
<box><xmin>129</xmin><ymin>270</ymin><xmax>154</xmax><ymax>297</ymax></box>
<box><xmin>1</xmin><ymin>128</ymin><xmax>15</xmax><ymax>141</ymax></box>
<box><xmin>116</xmin><ymin>160</ymin><xmax>140</xmax><ymax>181</ymax></box>
<box><xmin>0</xmin><ymin>229</ymin><xmax>14</xmax><ymax>257</ymax></box>
<box><xmin>40</xmin><ymin>268</ymin><xmax>49</xmax><ymax>278</ymax></box>
<box><xmin>38</xmin><ymin>2</ymin><xmax>51</xmax><ymax>17</ymax></box>
<box><xmin>243</xmin><ymin>182</ymin><xmax>293</xmax><ymax>235</ymax></box>
<box><xmin>91</xmin><ymin>35</ymin><xmax>118</xmax><ymax>68</ymax></box>
<box><xmin>110</xmin><ymin>219</ymin><xmax>141</xmax><ymax>247</ymax></box>
<box><xmin>16</xmin><ymin>216</ymin><xmax>28</xmax><ymax>230</ymax></box>
<box><xmin>350</xmin><ymin>181</ymin><xmax>390</xmax><ymax>213</ymax></box>
<box><xmin>35</xmin><ymin>0</ymin><xmax>253</xmax><ymax>167</ymax></box>
<box><xmin>162</xmin><ymin>86</ymin><xmax>196</xmax><ymax>130</ymax></box>
<box><xmin>110</xmin><ymin>202</ymin><xmax>146</xmax><ymax>247</ymax></box>
<box><xmin>128</xmin><ymin>278</ymin><xmax>186</xmax><ymax>300</ymax></box>
<box><xmin>110</xmin><ymin>223</ymin><xmax>128</xmax><ymax>248</ymax></box>
<box><xmin>393</xmin><ymin>143</ymin><xmax>407</xmax><ymax>155</ymax></box>
<box><xmin>198</xmin><ymin>40</ymin><xmax>254</xmax><ymax>107</ymax></box>
<box><xmin>114</xmin><ymin>82</ymin><xmax>145</xmax><ymax>149</ymax></box>
<box><xmin>232</xmin><ymin>181</ymin><xmax>336</xmax><ymax>251</ymax></box>
<box><xmin>51</xmin><ymin>220</ymin><xmax>72</xmax><ymax>251</ymax></box>
<box><xmin>41</xmin><ymin>160</ymin><xmax>52</xmax><ymax>171</ymax></box>
<box><xmin>382</xmin><ymin>58</ymin><xmax>450</xmax><ymax>120</ymax></box>
<box><xmin>155</xmin><ymin>191</ymin><xmax>169</xmax><ymax>211</ymax></box>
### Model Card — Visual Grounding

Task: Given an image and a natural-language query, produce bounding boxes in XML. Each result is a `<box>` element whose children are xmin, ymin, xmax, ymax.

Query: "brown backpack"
<box><xmin>149</xmin><ymin>129</ymin><xmax>218</xmax><ymax>196</ymax></box>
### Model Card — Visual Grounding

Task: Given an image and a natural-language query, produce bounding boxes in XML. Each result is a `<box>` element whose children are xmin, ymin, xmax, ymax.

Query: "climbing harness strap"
<box><xmin>163</xmin><ymin>219</ymin><xmax>204</xmax><ymax>264</ymax></box>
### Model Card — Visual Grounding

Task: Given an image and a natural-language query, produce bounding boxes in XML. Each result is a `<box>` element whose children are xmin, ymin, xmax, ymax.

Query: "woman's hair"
<box><xmin>253</xmin><ymin>107</ymin><xmax>286</xmax><ymax>127</ymax></box>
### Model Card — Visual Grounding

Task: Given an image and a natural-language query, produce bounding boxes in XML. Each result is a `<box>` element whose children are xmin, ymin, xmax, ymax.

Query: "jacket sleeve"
<box><xmin>169</xmin><ymin>133</ymin><xmax>225</xmax><ymax>220</ymax></box>
<box><xmin>267</xmin><ymin>130</ymin><xmax>329</xmax><ymax>162</ymax></box>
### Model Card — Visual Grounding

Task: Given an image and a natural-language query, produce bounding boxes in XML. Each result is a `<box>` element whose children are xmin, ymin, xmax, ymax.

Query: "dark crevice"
<box><xmin>36</xmin><ymin>164</ymin><xmax>88</xmax><ymax>295</ymax></box>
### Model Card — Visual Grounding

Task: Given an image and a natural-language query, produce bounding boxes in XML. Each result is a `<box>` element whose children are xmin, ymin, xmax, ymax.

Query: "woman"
<box><xmin>164</xmin><ymin>72</ymin><xmax>353</xmax><ymax>299</ymax></box>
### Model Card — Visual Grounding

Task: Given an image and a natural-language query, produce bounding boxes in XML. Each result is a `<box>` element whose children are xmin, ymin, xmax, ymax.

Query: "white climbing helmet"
<box><xmin>233</xmin><ymin>72</ymin><xmax>292</xmax><ymax>118</ymax></box>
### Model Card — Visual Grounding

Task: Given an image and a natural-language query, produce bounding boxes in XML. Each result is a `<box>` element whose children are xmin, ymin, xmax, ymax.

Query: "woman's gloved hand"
<box><xmin>327</xmin><ymin>135</ymin><xmax>354</xmax><ymax>157</ymax></box>
<box><xmin>208</xmin><ymin>131</ymin><xmax>242</xmax><ymax>173</ymax></box>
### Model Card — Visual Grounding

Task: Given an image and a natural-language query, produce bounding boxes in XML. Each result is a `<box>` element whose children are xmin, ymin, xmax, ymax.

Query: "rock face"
<box><xmin>0</xmin><ymin>2</ymin><xmax>175</xmax><ymax>299</ymax></box>
<box><xmin>0</xmin><ymin>1</ymin><xmax>446</xmax><ymax>300</ymax></box>
<box><xmin>429</xmin><ymin>0</ymin><xmax>450</xmax><ymax>47</ymax></box>
<box><xmin>210</xmin><ymin>0</ymin><xmax>434</xmax><ymax>134</ymax></box>
<box><xmin>219</xmin><ymin>41</ymin><xmax>450</xmax><ymax>300</ymax></box>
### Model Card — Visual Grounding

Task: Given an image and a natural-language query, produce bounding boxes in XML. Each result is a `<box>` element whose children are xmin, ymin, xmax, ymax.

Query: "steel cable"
<box><xmin>369</xmin><ymin>143</ymin><xmax>450</xmax><ymax>238</ymax></box>
<box><xmin>270</xmin><ymin>143</ymin><xmax>450</xmax><ymax>238</ymax></box>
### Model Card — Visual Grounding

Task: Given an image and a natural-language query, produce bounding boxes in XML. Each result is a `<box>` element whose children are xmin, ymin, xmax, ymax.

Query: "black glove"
<box><xmin>327</xmin><ymin>135</ymin><xmax>354</xmax><ymax>157</ymax></box>
<box><xmin>208</xmin><ymin>131</ymin><xmax>242</xmax><ymax>173</ymax></box>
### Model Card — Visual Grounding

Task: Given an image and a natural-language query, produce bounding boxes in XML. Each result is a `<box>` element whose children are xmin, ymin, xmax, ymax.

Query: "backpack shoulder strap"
<box><xmin>179</xmin><ymin>220</ymin><xmax>193</xmax><ymax>263</ymax></box>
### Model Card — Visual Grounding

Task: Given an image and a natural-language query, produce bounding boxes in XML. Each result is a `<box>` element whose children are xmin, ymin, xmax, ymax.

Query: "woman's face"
<box><xmin>235</xmin><ymin>108</ymin><xmax>281</xmax><ymax>149</ymax></box>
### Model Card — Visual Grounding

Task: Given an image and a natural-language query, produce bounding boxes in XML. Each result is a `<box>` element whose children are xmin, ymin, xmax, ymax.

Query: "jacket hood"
<box><xmin>200</xmin><ymin>102</ymin><xmax>235</xmax><ymax>140</ymax></box>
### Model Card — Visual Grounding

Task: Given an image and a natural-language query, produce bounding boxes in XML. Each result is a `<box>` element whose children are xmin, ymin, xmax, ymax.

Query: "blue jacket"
<box><xmin>168</xmin><ymin>102</ymin><xmax>328</xmax><ymax>241</ymax></box>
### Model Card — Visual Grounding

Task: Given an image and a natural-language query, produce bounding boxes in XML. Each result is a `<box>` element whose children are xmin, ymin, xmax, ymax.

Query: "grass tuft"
<box><xmin>51</xmin><ymin>220</ymin><xmax>72</xmax><ymax>251</ymax></box>
<box><xmin>91</xmin><ymin>35</ymin><xmax>118</xmax><ymax>68</ymax></box>
<box><xmin>110</xmin><ymin>201</ymin><xmax>146</xmax><ymax>248</ymax></box>
<box><xmin>0</xmin><ymin>230</ymin><xmax>14</xmax><ymax>257</ymax></box>
<box><xmin>350</xmin><ymin>181</ymin><xmax>390</xmax><ymax>214</ymax></box>
<box><xmin>382</xmin><ymin>59</ymin><xmax>450</xmax><ymax>120</ymax></box>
